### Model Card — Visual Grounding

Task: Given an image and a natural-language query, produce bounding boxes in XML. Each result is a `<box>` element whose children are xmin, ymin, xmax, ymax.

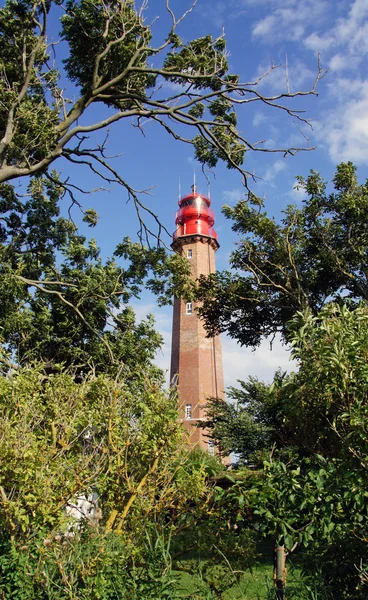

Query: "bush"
<box><xmin>0</xmin><ymin>529</ymin><xmax>179</xmax><ymax>600</ymax></box>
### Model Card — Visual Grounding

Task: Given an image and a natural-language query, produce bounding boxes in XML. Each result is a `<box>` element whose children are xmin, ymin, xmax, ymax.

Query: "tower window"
<box><xmin>186</xmin><ymin>302</ymin><xmax>193</xmax><ymax>315</ymax></box>
<box><xmin>187</xmin><ymin>249</ymin><xmax>193</xmax><ymax>258</ymax></box>
<box><xmin>185</xmin><ymin>404</ymin><xmax>192</xmax><ymax>419</ymax></box>
<box><xmin>208</xmin><ymin>440</ymin><xmax>215</xmax><ymax>456</ymax></box>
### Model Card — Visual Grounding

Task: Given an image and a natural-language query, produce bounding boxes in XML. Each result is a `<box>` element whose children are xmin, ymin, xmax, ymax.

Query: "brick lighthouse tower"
<box><xmin>170</xmin><ymin>185</ymin><xmax>225</xmax><ymax>453</ymax></box>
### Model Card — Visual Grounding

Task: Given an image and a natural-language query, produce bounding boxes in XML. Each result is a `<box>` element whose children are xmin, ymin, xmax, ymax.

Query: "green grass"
<box><xmin>170</xmin><ymin>551</ymin><xmax>310</xmax><ymax>599</ymax></box>
<box><xmin>222</xmin><ymin>561</ymin><xmax>274</xmax><ymax>599</ymax></box>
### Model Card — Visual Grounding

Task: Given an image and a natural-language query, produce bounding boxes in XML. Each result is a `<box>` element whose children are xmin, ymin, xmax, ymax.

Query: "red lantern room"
<box><xmin>173</xmin><ymin>184</ymin><xmax>218</xmax><ymax>242</ymax></box>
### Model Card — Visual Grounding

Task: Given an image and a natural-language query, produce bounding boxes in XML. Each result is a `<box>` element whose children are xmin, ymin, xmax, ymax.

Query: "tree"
<box><xmin>197</xmin><ymin>163</ymin><xmax>368</xmax><ymax>595</ymax></box>
<box><xmin>0</xmin><ymin>363</ymin><xmax>223</xmax><ymax>598</ymax></box>
<box><xmin>213</xmin><ymin>303</ymin><xmax>368</xmax><ymax>598</ymax></box>
<box><xmin>0</xmin><ymin>0</ymin><xmax>325</xmax><ymax>372</ymax></box>
<box><xmin>203</xmin><ymin>371</ymin><xmax>293</xmax><ymax>465</ymax></box>
<box><xmin>0</xmin><ymin>0</ymin><xmax>324</xmax><ymax>232</ymax></box>
<box><xmin>0</xmin><ymin>172</ymin><xmax>192</xmax><ymax>374</ymax></box>
<box><xmin>196</xmin><ymin>162</ymin><xmax>368</xmax><ymax>347</ymax></box>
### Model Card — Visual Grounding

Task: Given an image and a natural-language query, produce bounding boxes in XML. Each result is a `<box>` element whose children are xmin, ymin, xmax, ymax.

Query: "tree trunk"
<box><xmin>274</xmin><ymin>544</ymin><xmax>287</xmax><ymax>599</ymax></box>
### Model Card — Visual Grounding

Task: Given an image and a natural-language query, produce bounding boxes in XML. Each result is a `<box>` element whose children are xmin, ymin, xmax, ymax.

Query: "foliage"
<box><xmin>0</xmin><ymin>366</ymin><xmax>178</xmax><ymax>537</ymax></box>
<box><xmin>174</xmin><ymin>554</ymin><xmax>317</xmax><ymax>600</ymax></box>
<box><xmin>172</xmin><ymin>525</ymin><xmax>257</xmax><ymax>598</ymax></box>
<box><xmin>0</xmin><ymin>0</ymin><xmax>323</xmax><ymax>199</ymax></box>
<box><xmin>0</xmin><ymin>364</ymin><xmax>221</xmax><ymax>597</ymax></box>
<box><xmin>0</xmin><ymin>3</ymin><xmax>328</xmax><ymax>593</ymax></box>
<box><xmin>0</xmin><ymin>529</ymin><xmax>179</xmax><ymax>599</ymax></box>
<box><xmin>163</xmin><ymin>461</ymin><xmax>258</xmax><ymax>597</ymax></box>
<box><xmin>278</xmin><ymin>302</ymin><xmax>368</xmax><ymax>459</ymax></box>
<box><xmin>196</xmin><ymin>162</ymin><xmax>368</xmax><ymax>347</ymax></box>
<box><xmin>213</xmin><ymin>303</ymin><xmax>368</xmax><ymax>598</ymax></box>
<box><xmin>203</xmin><ymin>372</ymin><xmax>293</xmax><ymax>464</ymax></box>
<box><xmin>0</xmin><ymin>0</ymin><xmax>324</xmax><ymax>369</ymax></box>
<box><xmin>61</xmin><ymin>0</ymin><xmax>155</xmax><ymax>105</ymax></box>
<box><xmin>0</xmin><ymin>173</ymin><xmax>191</xmax><ymax>374</ymax></box>
<box><xmin>172</xmin><ymin>492</ymin><xmax>256</xmax><ymax>567</ymax></box>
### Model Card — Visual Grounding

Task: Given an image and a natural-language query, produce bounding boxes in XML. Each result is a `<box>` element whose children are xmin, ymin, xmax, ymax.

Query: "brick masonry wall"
<box><xmin>170</xmin><ymin>235</ymin><xmax>225</xmax><ymax>451</ymax></box>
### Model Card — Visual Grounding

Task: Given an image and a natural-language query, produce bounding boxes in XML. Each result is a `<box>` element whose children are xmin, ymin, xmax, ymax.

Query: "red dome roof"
<box><xmin>173</xmin><ymin>187</ymin><xmax>218</xmax><ymax>241</ymax></box>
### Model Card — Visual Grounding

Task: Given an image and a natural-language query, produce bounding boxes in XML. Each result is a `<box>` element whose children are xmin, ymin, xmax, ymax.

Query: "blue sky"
<box><xmin>47</xmin><ymin>0</ymin><xmax>368</xmax><ymax>388</ymax></box>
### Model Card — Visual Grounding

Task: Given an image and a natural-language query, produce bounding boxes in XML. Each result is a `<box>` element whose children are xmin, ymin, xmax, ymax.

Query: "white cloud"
<box><xmin>131</xmin><ymin>302</ymin><xmax>170</xmax><ymax>330</ymax></box>
<box><xmin>222</xmin><ymin>335</ymin><xmax>296</xmax><ymax>389</ymax></box>
<box><xmin>252</xmin><ymin>15</ymin><xmax>277</xmax><ymax>38</ymax></box>
<box><xmin>160</xmin><ymin>79</ymin><xmax>188</xmax><ymax>94</ymax></box>
<box><xmin>239</xmin><ymin>0</ymin><xmax>297</xmax><ymax>5</ymax></box>
<box><xmin>252</xmin><ymin>112</ymin><xmax>267</xmax><ymax>127</ymax></box>
<box><xmin>223</xmin><ymin>188</ymin><xmax>244</xmax><ymax>204</ymax></box>
<box><xmin>334</xmin><ymin>0</ymin><xmax>368</xmax><ymax>54</ymax></box>
<box><xmin>317</xmin><ymin>78</ymin><xmax>368</xmax><ymax>165</ymax></box>
<box><xmin>252</xmin><ymin>0</ymin><xmax>329</xmax><ymax>43</ymax></box>
<box><xmin>326</xmin><ymin>76</ymin><xmax>364</xmax><ymax>100</ymax></box>
<box><xmin>304</xmin><ymin>0</ymin><xmax>368</xmax><ymax>69</ymax></box>
<box><xmin>328</xmin><ymin>53</ymin><xmax>353</xmax><ymax>72</ymax></box>
<box><xmin>290</xmin><ymin>183</ymin><xmax>306</xmax><ymax>202</ymax></box>
<box><xmin>304</xmin><ymin>32</ymin><xmax>335</xmax><ymax>52</ymax></box>
<box><xmin>263</xmin><ymin>158</ymin><xmax>288</xmax><ymax>182</ymax></box>
<box><xmin>248</xmin><ymin>0</ymin><xmax>368</xmax><ymax>75</ymax></box>
<box><xmin>285</xmin><ymin>62</ymin><xmax>315</xmax><ymax>92</ymax></box>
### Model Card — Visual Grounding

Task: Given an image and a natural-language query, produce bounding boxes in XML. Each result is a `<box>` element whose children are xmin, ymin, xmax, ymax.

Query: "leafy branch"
<box><xmin>0</xmin><ymin>0</ymin><xmax>326</xmax><ymax>208</ymax></box>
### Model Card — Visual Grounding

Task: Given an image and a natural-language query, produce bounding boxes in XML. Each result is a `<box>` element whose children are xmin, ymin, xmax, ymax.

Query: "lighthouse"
<box><xmin>170</xmin><ymin>185</ymin><xmax>225</xmax><ymax>453</ymax></box>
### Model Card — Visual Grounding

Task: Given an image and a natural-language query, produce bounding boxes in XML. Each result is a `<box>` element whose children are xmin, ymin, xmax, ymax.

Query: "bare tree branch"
<box><xmin>0</xmin><ymin>0</ymin><xmax>326</xmax><ymax>245</ymax></box>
